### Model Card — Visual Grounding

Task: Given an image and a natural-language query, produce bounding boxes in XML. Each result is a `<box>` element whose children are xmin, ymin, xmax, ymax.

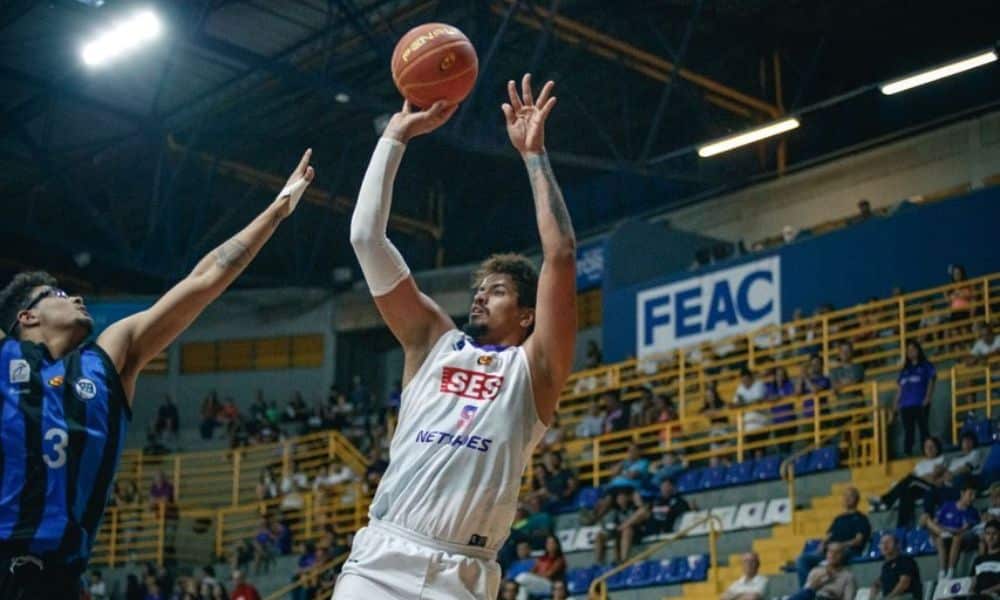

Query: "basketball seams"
<box><xmin>394</xmin><ymin>38</ymin><xmax>476</xmax><ymax>85</ymax></box>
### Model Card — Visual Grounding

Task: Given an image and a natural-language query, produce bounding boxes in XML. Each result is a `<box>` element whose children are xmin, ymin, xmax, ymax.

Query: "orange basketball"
<box><xmin>391</xmin><ymin>23</ymin><xmax>478</xmax><ymax>108</ymax></box>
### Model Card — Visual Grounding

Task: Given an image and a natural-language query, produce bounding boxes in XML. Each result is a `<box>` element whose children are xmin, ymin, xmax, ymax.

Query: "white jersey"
<box><xmin>369</xmin><ymin>329</ymin><xmax>547</xmax><ymax>556</ymax></box>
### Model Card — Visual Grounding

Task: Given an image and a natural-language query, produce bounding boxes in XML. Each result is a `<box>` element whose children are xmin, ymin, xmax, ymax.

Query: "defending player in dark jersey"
<box><xmin>0</xmin><ymin>149</ymin><xmax>315</xmax><ymax>599</ymax></box>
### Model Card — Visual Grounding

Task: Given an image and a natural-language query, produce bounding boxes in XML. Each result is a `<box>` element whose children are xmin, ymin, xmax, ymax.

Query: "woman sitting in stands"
<box><xmin>869</xmin><ymin>436</ymin><xmax>947</xmax><ymax>528</ymax></box>
<box><xmin>513</xmin><ymin>535</ymin><xmax>566</xmax><ymax>600</ymax></box>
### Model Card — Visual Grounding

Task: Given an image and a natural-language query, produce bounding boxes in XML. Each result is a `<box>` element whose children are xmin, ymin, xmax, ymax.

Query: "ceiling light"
<box><xmin>335</xmin><ymin>93</ymin><xmax>351</xmax><ymax>104</ymax></box>
<box><xmin>81</xmin><ymin>9</ymin><xmax>163</xmax><ymax>68</ymax></box>
<box><xmin>880</xmin><ymin>51</ymin><xmax>997</xmax><ymax>96</ymax></box>
<box><xmin>697</xmin><ymin>118</ymin><xmax>800</xmax><ymax>158</ymax></box>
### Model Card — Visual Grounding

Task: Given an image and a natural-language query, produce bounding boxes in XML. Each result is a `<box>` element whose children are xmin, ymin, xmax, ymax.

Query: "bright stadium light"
<box><xmin>880</xmin><ymin>50</ymin><xmax>997</xmax><ymax>95</ymax></box>
<box><xmin>81</xmin><ymin>9</ymin><xmax>163</xmax><ymax>67</ymax></box>
<box><xmin>697</xmin><ymin>118</ymin><xmax>800</xmax><ymax>158</ymax></box>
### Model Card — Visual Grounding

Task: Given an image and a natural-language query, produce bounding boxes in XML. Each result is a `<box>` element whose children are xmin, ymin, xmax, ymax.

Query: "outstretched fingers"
<box><xmin>521</xmin><ymin>73</ymin><xmax>534</xmax><ymax>106</ymax></box>
<box><xmin>539</xmin><ymin>96</ymin><xmax>557</xmax><ymax>121</ymax></box>
<box><xmin>535</xmin><ymin>80</ymin><xmax>555</xmax><ymax>108</ymax></box>
<box><xmin>294</xmin><ymin>148</ymin><xmax>313</xmax><ymax>176</ymax></box>
<box><xmin>501</xmin><ymin>103</ymin><xmax>516</xmax><ymax>125</ymax></box>
<box><xmin>507</xmin><ymin>80</ymin><xmax>523</xmax><ymax>112</ymax></box>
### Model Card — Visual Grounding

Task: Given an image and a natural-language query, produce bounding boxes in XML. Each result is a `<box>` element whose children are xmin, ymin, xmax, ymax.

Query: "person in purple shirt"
<box><xmin>798</xmin><ymin>354</ymin><xmax>832</xmax><ymax>419</ymax></box>
<box><xmin>766</xmin><ymin>366</ymin><xmax>796</xmax><ymax>451</ymax></box>
<box><xmin>927</xmin><ymin>481</ymin><xmax>979</xmax><ymax>579</ymax></box>
<box><xmin>895</xmin><ymin>340</ymin><xmax>937</xmax><ymax>456</ymax></box>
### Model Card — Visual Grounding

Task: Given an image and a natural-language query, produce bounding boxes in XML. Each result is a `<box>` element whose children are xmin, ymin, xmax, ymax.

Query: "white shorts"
<box><xmin>331</xmin><ymin>519</ymin><xmax>501</xmax><ymax>600</ymax></box>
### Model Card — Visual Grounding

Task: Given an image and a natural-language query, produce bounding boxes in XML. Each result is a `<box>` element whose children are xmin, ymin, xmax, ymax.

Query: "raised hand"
<box><xmin>383</xmin><ymin>100</ymin><xmax>458</xmax><ymax>144</ymax></box>
<box><xmin>276</xmin><ymin>148</ymin><xmax>316</xmax><ymax>216</ymax></box>
<box><xmin>502</xmin><ymin>73</ymin><xmax>557</xmax><ymax>155</ymax></box>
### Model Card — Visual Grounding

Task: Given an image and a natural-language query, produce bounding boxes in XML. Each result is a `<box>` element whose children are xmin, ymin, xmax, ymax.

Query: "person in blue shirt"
<box><xmin>767</xmin><ymin>366</ymin><xmax>797</xmax><ymax>452</ymax></box>
<box><xmin>927</xmin><ymin>481</ymin><xmax>980</xmax><ymax>580</ymax></box>
<box><xmin>895</xmin><ymin>340</ymin><xmax>937</xmax><ymax>456</ymax></box>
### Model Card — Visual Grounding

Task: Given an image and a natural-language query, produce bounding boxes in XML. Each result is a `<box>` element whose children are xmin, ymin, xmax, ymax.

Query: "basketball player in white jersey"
<box><xmin>335</xmin><ymin>74</ymin><xmax>576</xmax><ymax>599</ymax></box>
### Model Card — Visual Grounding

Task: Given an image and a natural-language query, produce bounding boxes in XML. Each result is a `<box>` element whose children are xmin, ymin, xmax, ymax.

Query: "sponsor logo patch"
<box><xmin>48</xmin><ymin>375</ymin><xmax>64</xmax><ymax>388</ymax></box>
<box><xmin>74</xmin><ymin>378</ymin><xmax>97</xmax><ymax>400</ymax></box>
<box><xmin>9</xmin><ymin>359</ymin><xmax>30</xmax><ymax>384</ymax></box>
<box><xmin>440</xmin><ymin>366</ymin><xmax>503</xmax><ymax>401</ymax></box>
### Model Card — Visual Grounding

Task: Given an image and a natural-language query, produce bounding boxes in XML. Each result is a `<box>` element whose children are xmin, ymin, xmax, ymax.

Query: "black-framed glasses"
<box><xmin>8</xmin><ymin>288</ymin><xmax>68</xmax><ymax>334</ymax></box>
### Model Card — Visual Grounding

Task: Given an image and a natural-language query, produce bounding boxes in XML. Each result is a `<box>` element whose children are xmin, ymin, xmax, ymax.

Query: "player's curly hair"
<box><xmin>472</xmin><ymin>253</ymin><xmax>538</xmax><ymax>308</ymax></box>
<box><xmin>0</xmin><ymin>271</ymin><xmax>58</xmax><ymax>336</ymax></box>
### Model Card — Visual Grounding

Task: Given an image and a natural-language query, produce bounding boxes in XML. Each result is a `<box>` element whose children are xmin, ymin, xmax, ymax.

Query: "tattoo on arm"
<box><xmin>525</xmin><ymin>153</ymin><xmax>574</xmax><ymax>238</ymax></box>
<box><xmin>214</xmin><ymin>238</ymin><xmax>251</xmax><ymax>269</ymax></box>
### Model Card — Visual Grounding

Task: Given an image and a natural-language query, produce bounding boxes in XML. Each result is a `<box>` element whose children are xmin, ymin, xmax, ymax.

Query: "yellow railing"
<box><xmin>112</xmin><ymin>430</ymin><xmax>366</xmax><ymax>509</ymax></box>
<box><xmin>263</xmin><ymin>553</ymin><xmax>349</xmax><ymax>600</ymax></box>
<box><xmin>555</xmin><ymin>272</ymin><xmax>997</xmax><ymax>428</ymax></box>
<box><xmin>951</xmin><ymin>355</ymin><xmax>1000</xmax><ymax>441</ymax></box>
<box><xmin>89</xmin><ymin>484</ymin><xmax>369</xmax><ymax>568</ymax></box>
<box><xmin>530</xmin><ymin>381</ymin><xmax>884</xmax><ymax>493</ymax></box>
<box><xmin>588</xmin><ymin>514</ymin><xmax>723</xmax><ymax>600</ymax></box>
<box><xmin>780</xmin><ymin>395</ymin><xmax>888</xmax><ymax>535</ymax></box>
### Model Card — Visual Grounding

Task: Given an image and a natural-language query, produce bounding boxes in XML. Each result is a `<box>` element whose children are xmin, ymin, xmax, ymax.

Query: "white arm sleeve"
<box><xmin>350</xmin><ymin>137</ymin><xmax>411</xmax><ymax>296</ymax></box>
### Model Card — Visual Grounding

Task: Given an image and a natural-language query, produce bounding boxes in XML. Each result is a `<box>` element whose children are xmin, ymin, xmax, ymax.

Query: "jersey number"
<box><xmin>43</xmin><ymin>427</ymin><xmax>69</xmax><ymax>469</ymax></box>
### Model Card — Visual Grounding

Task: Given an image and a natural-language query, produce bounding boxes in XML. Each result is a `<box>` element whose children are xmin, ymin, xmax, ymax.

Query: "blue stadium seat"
<box><xmin>624</xmin><ymin>560</ymin><xmax>658</xmax><ymax>588</ymax></box>
<box><xmin>566</xmin><ymin>567</ymin><xmax>594</xmax><ymax>595</ymax></box>
<box><xmin>687</xmin><ymin>554</ymin><xmax>709</xmax><ymax>581</ymax></box>
<box><xmin>652</xmin><ymin>559</ymin><xmax>674</xmax><ymax>585</ymax></box>
<box><xmin>677</xmin><ymin>468</ymin><xmax>704</xmax><ymax>493</ymax></box>
<box><xmin>793</xmin><ymin>452</ymin><xmax>813</xmax><ymax>476</ymax></box>
<box><xmin>700</xmin><ymin>466</ymin><xmax>726</xmax><ymax>490</ymax></box>
<box><xmin>752</xmin><ymin>455</ymin><xmax>781</xmax><ymax>480</ymax></box>
<box><xmin>576</xmin><ymin>487</ymin><xmax>600</xmax><ymax>511</ymax></box>
<box><xmin>904</xmin><ymin>528</ymin><xmax>934</xmax><ymax>556</ymax></box>
<box><xmin>725</xmin><ymin>460</ymin><xmax>755</xmax><ymax>486</ymax></box>
<box><xmin>506</xmin><ymin>558</ymin><xmax>536</xmax><ymax>580</ymax></box>
<box><xmin>808</xmin><ymin>446</ymin><xmax>840</xmax><ymax>472</ymax></box>
<box><xmin>605</xmin><ymin>567</ymin><xmax>630</xmax><ymax>591</ymax></box>
<box><xmin>976</xmin><ymin>419</ymin><xmax>994</xmax><ymax>446</ymax></box>
<box><xmin>662</xmin><ymin>556</ymin><xmax>690</xmax><ymax>584</ymax></box>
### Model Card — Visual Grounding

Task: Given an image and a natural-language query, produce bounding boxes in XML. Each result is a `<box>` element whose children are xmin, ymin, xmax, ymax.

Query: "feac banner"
<box><xmin>636</xmin><ymin>256</ymin><xmax>781</xmax><ymax>357</ymax></box>
<box><xmin>576</xmin><ymin>240</ymin><xmax>604</xmax><ymax>292</ymax></box>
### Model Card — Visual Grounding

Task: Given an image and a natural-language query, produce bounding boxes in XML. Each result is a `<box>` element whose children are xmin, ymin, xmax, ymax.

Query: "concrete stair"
<box><xmin>669</xmin><ymin>457</ymin><xmax>920</xmax><ymax>597</ymax></box>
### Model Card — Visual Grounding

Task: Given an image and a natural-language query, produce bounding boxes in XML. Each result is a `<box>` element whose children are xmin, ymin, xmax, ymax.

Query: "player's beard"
<box><xmin>462</xmin><ymin>319</ymin><xmax>489</xmax><ymax>340</ymax></box>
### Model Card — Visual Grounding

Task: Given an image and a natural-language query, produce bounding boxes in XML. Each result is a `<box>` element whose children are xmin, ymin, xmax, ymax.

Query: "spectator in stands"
<box><xmin>830</xmin><ymin>341</ymin><xmax>865</xmax><ymax>392</ymax></box>
<box><xmin>617</xmin><ymin>478</ymin><xmax>690</xmax><ymax>561</ymax></box>
<box><xmin>252</xmin><ymin>518</ymin><xmax>276</xmax><ymax>574</ymax></box>
<box><xmin>280</xmin><ymin>461</ymin><xmax>310</xmax><ymax>511</ymax></box>
<box><xmin>767</xmin><ymin>366</ymin><xmax>796</xmax><ymax>451</ymax></box>
<box><xmin>790</xmin><ymin>543</ymin><xmax>856</xmax><ymax>600</ymax></box>
<box><xmin>230</xmin><ymin>570</ymin><xmax>261</xmax><ymax>600</ymax></box>
<box><xmin>513</xmin><ymin>534</ymin><xmax>566</xmax><ymax>600</ymax></box>
<box><xmin>630</xmin><ymin>387</ymin><xmax>654</xmax><ymax>429</ymax></box>
<box><xmin>256</xmin><ymin>468</ymin><xmax>279</xmax><ymax>501</ymax></box>
<box><xmin>143</xmin><ymin>430</ymin><xmax>170</xmax><ymax>456</ymax></box>
<box><xmin>88</xmin><ymin>570</ymin><xmax>109</xmax><ymax>600</ymax></box>
<box><xmin>538</xmin><ymin>414</ymin><xmax>566</xmax><ymax>450</ymax></box>
<box><xmin>349</xmin><ymin>375</ymin><xmax>370</xmax><ymax>414</ymax></box>
<box><xmin>386</xmin><ymin>379</ymin><xmax>402</xmax><ymax>412</ymax></box>
<box><xmin>250</xmin><ymin>390</ymin><xmax>267</xmax><ymax>421</ymax></box>
<box><xmin>651</xmin><ymin>451</ymin><xmax>685</xmax><ymax>486</ymax></box>
<box><xmin>585</xmin><ymin>340</ymin><xmax>603</xmax><ymax>369</ymax></box>
<box><xmin>721</xmin><ymin>552</ymin><xmax>768</xmax><ymax>600</ymax></box>
<box><xmin>550</xmin><ymin>580</ymin><xmax>569</xmax><ymax>600</ymax></box>
<box><xmin>149</xmin><ymin>470</ymin><xmax>175</xmax><ymax>511</ymax></box>
<box><xmin>947</xmin><ymin>264</ymin><xmax>974</xmax><ymax>327</ymax></box>
<box><xmin>870</xmin><ymin>436</ymin><xmax>946</xmax><ymax>527</ymax></box>
<box><xmin>948</xmin><ymin>431</ymin><xmax>984</xmax><ymax>489</ymax></box>
<box><xmin>971</xmin><ymin>520</ymin><xmax>1000</xmax><ymax>597</ymax></box>
<box><xmin>795</xmin><ymin>486</ymin><xmax>871</xmax><ymax>587</ymax></box>
<box><xmin>927</xmin><ymin>480</ymin><xmax>980</xmax><ymax>580</ymax></box>
<box><xmin>798</xmin><ymin>354</ymin><xmax>831</xmax><ymax>418</ymax></box>
<box><xmin>200</xmin><ymin>392</ymin><xmax>221</xmax><ymax>440</ymax></box>
<box><xmin>605</xmin><ymin>443</ymin><xmax>650</xmax><ymax>492</ymax></box>
<box><xmin>313</xmin><ymin>461</ymin><xmax>356</xmax><ymax>493</ymax></box>
<box><xmin>125</xmin><ymin>573</ymin><xmax>145</xmax><ymax>600</ymax></box>
<box><xmin>869</xmin><ymin>532</ymin><xmax>921</xmax><ymax>599</ymax></box>
<box><xmin>575</xmin><ymin>400</ymin><xmax>605</xmax><ymax>439</ymax></box>
<box><xmin>155</xmin><ymin>394</ymin><xmax>180</xmax><ymax>443</ymax></box>
<box><xmin>364</xmin><ymin>448</ymin><xmax>388</xmax><ymax>495</ymax></box>
<box><xmin>602</xmin><ymin>393</ymin><xmax>629</xmax><ymax>434</ymax></box>
<box><xmin>284</xmin><ymin>391</ymin><xmax>308</xmax><ymax>424</ymax></box>
<box><xmin>500</xmin><ymin>580</ymin><xmax>520</xmax><ymax>600</ymax></box>
<box><xmin>220</xmin><ymin>397</ymin><xmax>241</xmax><ymax>428</ymax></box>
<box><xmin>531</xmin><ymin>451</ymin><xmax>578</xmax><ymax>511</ymax></box>
<box><xmin>594</xmin><ymin>490</ymin><xmax>639</xmax><ymax>565</ymax></box>
<box><xmin>967</xmin><ymin>321</ymin><xmax>1000</xmax><ymax>365</ymax></box>
<box><xmin>734</xmin><ymin>367</ymin><xmax>769</xmax><ymax>458</ymax></box>
<box><xmin>895</xmin><ymin>340</ymin><xmax>936</xmax><ymax>456</ymax></box>
<box><xmin>199</xmin><ymin>566</ymin><xmax>221</xmax><ymax>599</ymax></box>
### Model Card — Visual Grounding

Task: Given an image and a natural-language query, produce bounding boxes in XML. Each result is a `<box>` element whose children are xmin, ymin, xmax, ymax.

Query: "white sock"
<box><xmin>938</xmin><ymin>569</ymin><xmax>947</xmax><ymax>580</ymax></box>
<box><xmin>946</xmin><ymin>568</ymin><xmax>954</xmax><ymax>578</ymax></box>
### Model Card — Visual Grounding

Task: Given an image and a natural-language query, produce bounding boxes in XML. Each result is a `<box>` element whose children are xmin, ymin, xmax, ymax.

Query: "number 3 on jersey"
<box><xmin>44</xmin><ymin>427</ymin><xmax>69</xmax><ymax>468</ymax></box>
